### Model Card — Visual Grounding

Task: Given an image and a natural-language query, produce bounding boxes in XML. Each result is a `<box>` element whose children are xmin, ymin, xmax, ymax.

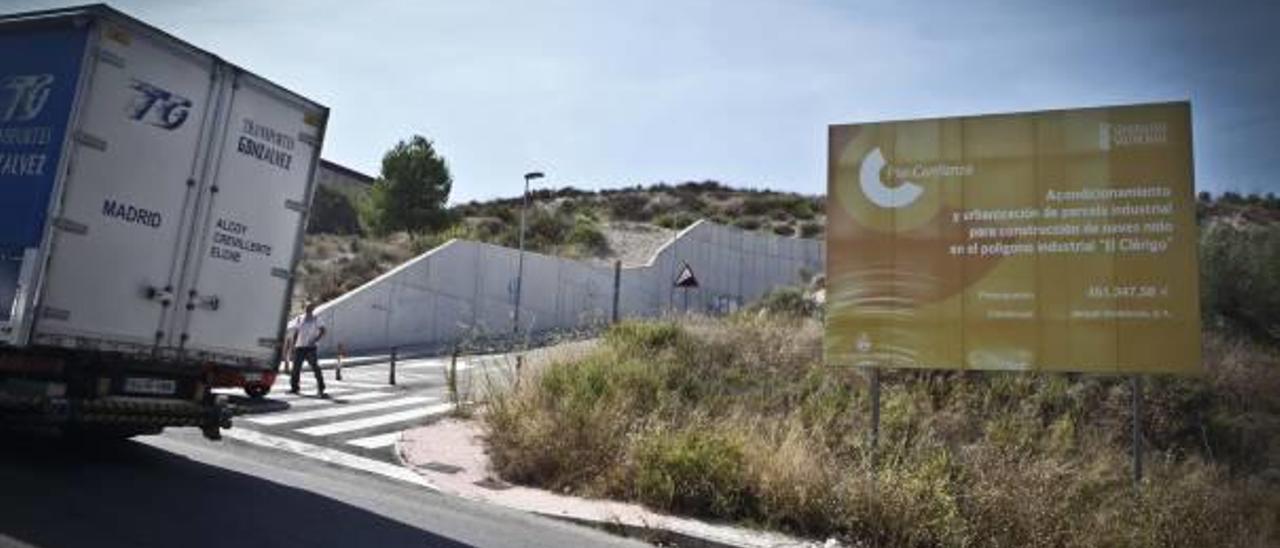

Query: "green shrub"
<box><xmin>492</xmin><ymin>205</ymin><xmax>518</xmax><ymax>225</ymax></box>
<box><xmin>528</xmin><ymin>208</ymin><xmax>570</xmax><ymax>245</ymax></box>
<box><xmin>742</xmin><ymin>195</ymin><xmax>779</xmax><ymax>216</ymax></box>
<box><xmin>567</xmin><ymin>218</ymin><xmax>610</xmax><ymax>256</ymax></box>
<box><xmin>734</xmin><ymin>217</ymin><xmax>762</xmax><ymax>231</ymax></box>
<box><xmin>791</xmin><ymin>200</ymin><xmax>816</xmax><ymax>220</ymax></box>
<box><xmin>748</xmin><ymin>287</ymin><xmax>817</xmax><ymax>318</ymax></box>
<box><xmin>655</xmin><ymin>212</ymin><xmax>697</xmax><ymax>230</ymax></box>
<box><xmin>307</xmin><ymin>184</ymin><xmax>364</xmax><ymax>235</ymax></box>
<box><xmin>633</xmin><ymin>428</ymin><xmax>754</xmax><ymax>519</ymax></box>
<box><xmin>772</xmin><ymin>223</ymin><xmax>795</xmax><ymax>237</ymax></box>
<box><xmin>557</xmin><ymin>198</ymin><xmax>580</xmax><ymax>216</ymax></box>
<box><xmin>741</xmin><ymin>194</ymin><xmax>816</xmax><ymax>220</ymax></box>
<box><xmin>799</xmin><ymin>221</ymin><xmax>823</xmax><ymax>238</ymax></box>
<box><xmin>672</xmin><ymin>190</ymin><xmax>707</xmax><ymax>214</ymax></box>
<box><xmin>607</xmin><ymin>193</ymin><xmax>653</xmax><ymax>222</ymax></box>
<box><xmin>718</xmin><ymin>200</ymin><xmax>745</xmax><ymax>217</ymax></box>
<box><xmin>410</xmin><ymin>225</ymin><xmax>471</xmax><ymax>254</ymax></box>
<box><xmin>1201</xmin><ymin>221</ymin><xmax>1280</xmax><ymax>339</ymax></box>
<box><xmin>470</xmin><ymin>217</ymin><xmax>507</xmax><ymax>241</ymax></box>
<box><xmin>604</xmin><ymin>321</ymin><xmax>686</xmax><ymax>354</ymax></box>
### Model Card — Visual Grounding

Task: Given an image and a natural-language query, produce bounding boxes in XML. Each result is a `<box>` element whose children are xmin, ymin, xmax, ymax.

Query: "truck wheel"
<box><xmin>245</xmin><ymin>384</ymin><xmax>270</xmax><ymax>399</ymax></box>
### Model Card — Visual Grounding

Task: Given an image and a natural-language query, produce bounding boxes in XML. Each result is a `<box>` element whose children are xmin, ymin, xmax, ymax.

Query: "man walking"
<box><xmin>291</xmin><ymin>302</ymin><xmax>327</xmax><ymax>397</ymax></box>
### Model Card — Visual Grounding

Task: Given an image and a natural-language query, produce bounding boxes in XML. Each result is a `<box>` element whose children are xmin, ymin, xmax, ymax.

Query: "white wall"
<box><xmin>311</xmin><ymin>220</ymin><xmax>824</xmax><ymax>355</ymax></box>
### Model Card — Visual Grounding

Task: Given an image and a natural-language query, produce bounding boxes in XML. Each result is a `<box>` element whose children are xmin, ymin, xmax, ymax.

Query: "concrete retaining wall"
<box><xmin>310</xmin><ymin>220</ymin><xmax>824</xmax><ymax>356</ymax></box>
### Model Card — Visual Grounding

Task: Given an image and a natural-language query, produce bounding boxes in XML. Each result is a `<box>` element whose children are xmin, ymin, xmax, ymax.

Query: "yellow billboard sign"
<box><xmin>826</xmin><ymin>102</ymin><xmax>1200</xmax><ymax>374</ymax></box>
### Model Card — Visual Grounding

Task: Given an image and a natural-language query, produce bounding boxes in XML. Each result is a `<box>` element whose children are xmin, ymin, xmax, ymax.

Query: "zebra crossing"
<box><xmin>207</xmin><ymin>354</ymin><xmax>517</xmax><ymax>490</ymax></box>
<box><xmin>228</xmin><ymin>383</ymin><xmax>439</xmax><ymax>457</ymax></box>
<box><xmin>204</xmin><ymin>348</ymin><xmax>578</xmax><ymax>491</ymax></box>
<box><xmin>215</xmin><ymin>353</ymin><xmax>516</xmax><ymax>472</ymax></box>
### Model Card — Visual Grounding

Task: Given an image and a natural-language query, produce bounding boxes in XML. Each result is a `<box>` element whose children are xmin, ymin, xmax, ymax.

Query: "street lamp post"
<box><xmin>514</xmin><ymin>171</ymin><xmax>544</xmax><ymax>335</ymax></box>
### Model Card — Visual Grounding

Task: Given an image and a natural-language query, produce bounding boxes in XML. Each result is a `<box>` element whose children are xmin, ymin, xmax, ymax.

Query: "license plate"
<box><xmin>123</xmin><ymin>377</ymin><xmax>177</xmax><ymax>396</ymax></box>
<box><xmin>243</xmin><ymin>372</ymin><xmax>263</xmax><ymax>382</ymax></box>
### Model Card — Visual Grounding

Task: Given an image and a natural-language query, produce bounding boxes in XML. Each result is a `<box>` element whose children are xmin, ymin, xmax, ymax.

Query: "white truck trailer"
<box><xmin>0</xmin><ymin>4</ymin><xmax>328</xmax><ymax>439</ymax></box>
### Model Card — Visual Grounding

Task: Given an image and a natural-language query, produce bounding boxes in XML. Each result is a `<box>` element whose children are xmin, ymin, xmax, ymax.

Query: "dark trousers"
<box><xmin>291</xmin><ymin>346</ymin><xmax>325</xmax><ymax>393</ymax></box>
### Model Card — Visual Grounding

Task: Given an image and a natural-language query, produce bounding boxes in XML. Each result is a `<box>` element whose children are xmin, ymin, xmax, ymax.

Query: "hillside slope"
<box><xmin>293</xmin><ymin>182</ymin><xmax>825</xmax><ymax>313</ymax></box>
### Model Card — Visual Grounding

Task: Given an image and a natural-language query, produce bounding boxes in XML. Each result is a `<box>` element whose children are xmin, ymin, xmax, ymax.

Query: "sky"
<box><xmin>4</xmin><ymin>0</ymin><xmax>1278</xmax><ymax>203</ymax></box>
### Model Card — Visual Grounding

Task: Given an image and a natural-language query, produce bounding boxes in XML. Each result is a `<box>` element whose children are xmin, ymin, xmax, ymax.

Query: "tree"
<box><xmin>306</xmin><ymin>184</ymin><xmax>363</xmax><ymax>235</ymax></box>
<box><xmin>369</xmin><ymin>135</ymin><xmax>453</xmax><ymax>234</ymax></box>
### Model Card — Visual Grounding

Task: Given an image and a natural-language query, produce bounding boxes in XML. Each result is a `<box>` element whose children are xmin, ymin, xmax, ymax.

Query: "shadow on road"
<box><xmin>0</xmin><ymin>436</ymin><xmax>471</xmax><ymax>548</ymax></box>
<box><xmin>227</xmin><ymin>394</ymin><xmax>290</xmax><ymax>415</ymax></box>
<box><xmin>227</xmin><ymin>392</ymin><xmax>395</xmax><ymax>416</ymax></box>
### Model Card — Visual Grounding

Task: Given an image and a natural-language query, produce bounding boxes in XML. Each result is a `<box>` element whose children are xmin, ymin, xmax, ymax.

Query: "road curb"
<box><xmin>392</xmin><ymin>434</ymin><xmax>814</xmax><ymax>548</ymax></box>
<box><xmin>533</xmin><ymin>512</ymin><xmax>746</xmax><ymax>548</ymax></box>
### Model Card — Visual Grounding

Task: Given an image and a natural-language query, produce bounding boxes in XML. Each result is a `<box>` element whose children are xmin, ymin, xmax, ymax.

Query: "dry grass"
<box><xmin>484</xmin><ymin>316</ymin><xmax>1280</xmax><ymax>546</ymax></box>
<box><xmin>295</xmin><ymin>233</ymin><xmax>415</xmax><ymax>308</ymax></box>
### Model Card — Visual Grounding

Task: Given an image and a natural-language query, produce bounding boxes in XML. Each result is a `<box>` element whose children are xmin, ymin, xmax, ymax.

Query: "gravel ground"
<box><xmin>597</xmin><ymin>221</ymin><xmax>677</xmax><ymax>267</ymax></box>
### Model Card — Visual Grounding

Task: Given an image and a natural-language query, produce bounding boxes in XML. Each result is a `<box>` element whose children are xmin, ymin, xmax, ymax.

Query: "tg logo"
<box><xmin>0</xmin><ymin>74</ymin><xmax>55</xmax><ymax>122</ymax></box>
<box><xmin>127</xmin><ymin>79</ymin><xmax>191</xmax><ymax>130</ymax></box>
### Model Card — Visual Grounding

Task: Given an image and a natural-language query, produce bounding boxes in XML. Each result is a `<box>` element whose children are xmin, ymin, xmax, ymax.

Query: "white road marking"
<box><xmin>272</xmin><ymin>387</ymin><xmax>358</xmax><ymax>399</ymax></box>
<box><xmin>335</xmin><ymin>391</ymin><xmax>399</xmax><ymax>402</ymax></box>
<box><xmin>356</xmin><ymin>374</ymin><xmax>441</xmax><ymax>386</ymax></box>
<box><xmin>276</xmin><ymin>378</ymin><xmax>390</xmax><ymax>390</ymax></box>
<box><xmin>297</xmin><ymin>403</ymin><xmax>455</xmax><ymax>437</ymax></box>
<box><xmin>245</xmin><ymin>396</ymin><xmax>434</xmax><ymax>426</ymax></box>
<box><xmin>345</xmin><ymin>431</ymin><xmax>403</xmax><ymax>449</ymax></box>
<box><xmin>269</xmin><ymin>391</ymin><xmax>396</xmax><ymax>409</ymax></box>
<box><xmin>220</xmin><ymin>428</ymin><xmax>435</xmax><ymax>489</ymax></box>
<box><xmin>272</xmin><ymin>397</ymin><xmax>332</xmax><ymax>409</ymax></box>
<box><xmin>328</xmin><ymin>380</ymin><xmax>397</xmax><ymax>389</ymax></box>
<box><xmin>364</xmin><ymin>373</ymin><xmax>434</xmax><ymax>383</ymax></box>
<box><xmin>215</xmin><ymin>386</ymin><xmax>358</xmax><ymax>401</ymax></box>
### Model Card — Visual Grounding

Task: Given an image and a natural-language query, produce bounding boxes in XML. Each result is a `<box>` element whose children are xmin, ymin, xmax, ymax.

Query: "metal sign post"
<box><xmin>674</xmin><ymin>262</ymin><xmax>698</xmax><ymax>316</ymax></box>
<box><xmin>1132</xmin><ymin>375</ymin><xmax>1144</xmax><ymax>487</ymax></box>
<box><xmin>869</xmin><ymin>367</ymin><xmax>881</xmax><ymax>470</ymax></box>
<box><xmin>611</xmin><ymin>260</ymin><xmax>622</xmax><ymax>324</ymax></box>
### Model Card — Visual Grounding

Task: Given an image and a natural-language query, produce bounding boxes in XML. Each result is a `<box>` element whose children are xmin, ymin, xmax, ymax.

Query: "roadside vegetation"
<box><xmin>482</xmin><ymin>196</ymin><xmax>1280</xmax><ymax>546</ymax></box>
<box><xmin>1199</xmin><ymin>195</ymin><xmax>1280</xmax><ymax>339</ymax></box>
<box><xmin>485</xmin><ymin>315</ymin><xmax>1278</xmax><ymax>546</ymax></box>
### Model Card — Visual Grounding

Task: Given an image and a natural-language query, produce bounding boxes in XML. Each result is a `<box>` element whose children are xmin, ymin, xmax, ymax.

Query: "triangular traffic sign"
<box><xmin>674</xmin><ymin>262</ymin><xmax>699</xmax><ymax>288</ymax></box>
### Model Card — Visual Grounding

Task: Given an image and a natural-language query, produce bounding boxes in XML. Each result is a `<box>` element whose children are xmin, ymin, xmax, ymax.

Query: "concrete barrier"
<box><xmin>309</xmin><ymin>220</ymin><xmax>824</xmax><ymax>356</ymax></box>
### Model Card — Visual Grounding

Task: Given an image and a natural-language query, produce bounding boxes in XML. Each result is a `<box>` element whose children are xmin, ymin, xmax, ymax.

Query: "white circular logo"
<box><xmin>859</xmin><ymin>147</ymin><xmax>924</xmax><ymax>209</ymax></box>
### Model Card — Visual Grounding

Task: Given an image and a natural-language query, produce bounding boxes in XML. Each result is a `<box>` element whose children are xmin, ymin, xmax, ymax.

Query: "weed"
<box><xmin>484</xmin><ymin>317</ymin><xmax>1280</xmax><ymax>545</ymax></box>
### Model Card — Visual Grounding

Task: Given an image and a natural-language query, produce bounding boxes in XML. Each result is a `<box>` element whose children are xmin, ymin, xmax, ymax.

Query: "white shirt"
<box><xmin>295</xmin><ymin>315</ymin><xmax>324</xmax><ymax>348</ymax></box>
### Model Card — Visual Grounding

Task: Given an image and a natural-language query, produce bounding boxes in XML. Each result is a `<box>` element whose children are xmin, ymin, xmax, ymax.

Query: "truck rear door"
<box><xmin>31</xmin><ymin>22</ymin><xmax>218</xmax><ymax>353</ymax></box>
<box><xmin>172</xmin><ymin>73</ymin><xmax>324</xmax><ymax>366</ymax></box>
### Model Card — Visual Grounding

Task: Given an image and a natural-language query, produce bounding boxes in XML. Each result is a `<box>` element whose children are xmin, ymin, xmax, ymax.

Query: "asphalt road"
<box><xmin>0</xmin><ymin>355</ymin><xmax>645</xmax><ymax>548</ymax></box>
